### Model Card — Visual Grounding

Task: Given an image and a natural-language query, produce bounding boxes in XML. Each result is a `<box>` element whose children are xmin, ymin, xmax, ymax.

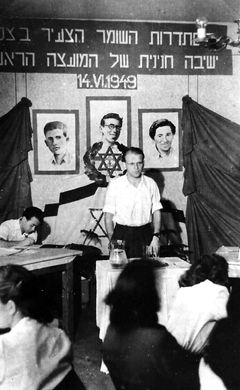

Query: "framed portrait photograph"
<box><xmin>86</xmin><ymin>96</ymin><xmax>131</xmax><ymax>148</ymax></box>
<box><xmin>139</xmin><ymin>109</ymin><xmax>182</xmax><ymax>171</ymax></box>
<box><xmin>32</xmin><ymin>109</ymin><xmax>79</xmax><ymax>175</ymax></box>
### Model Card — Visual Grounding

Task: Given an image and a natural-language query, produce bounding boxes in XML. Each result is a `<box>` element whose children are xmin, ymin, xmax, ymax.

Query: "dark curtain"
<box><xmin>182</xmin><ymin>95</ymin><xmax>240</xmax><ymax>263</ymax></box>
<box><xmin>0</xmin><ymin>97</ymin><xmax>33</xmax><ymax>223</ymax></box>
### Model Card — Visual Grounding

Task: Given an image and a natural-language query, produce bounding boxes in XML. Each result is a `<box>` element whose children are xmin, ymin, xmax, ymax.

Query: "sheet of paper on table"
<box><xmin>216</xmin><ymin>246</ymin><xmax>240</xmax><ymax>264</ymax></box>
<box><xmin>0</xmin><ymin>247</ymin><xmax>23</xmax><ymax>256</ymax></box>
<box><xmin>0</xmin><ymin>245</ymin><xmax>42</xmax><ymax>256</ymax></box>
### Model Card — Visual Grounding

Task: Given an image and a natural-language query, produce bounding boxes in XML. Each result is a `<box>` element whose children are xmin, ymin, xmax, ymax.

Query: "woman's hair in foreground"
<box><xmin>0</xmin><ymin>264</ymin><xmax>53</xmax><ymax>324</ymax></box>
<box><xmin>179</xmin><ymin>254</ymin><xmax>229</xmax><ymax>288</ymax></box>
<box><xmin>105</xmin><ymin>259</ymin><xmax>161</xmax><ymax>330</ymax></box>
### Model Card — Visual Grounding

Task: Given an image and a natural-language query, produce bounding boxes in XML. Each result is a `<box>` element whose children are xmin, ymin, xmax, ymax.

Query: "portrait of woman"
<box><xmin>139</xmin><ymin>109</ymin><xmax>182</xmax><ymax>171</ymax></box>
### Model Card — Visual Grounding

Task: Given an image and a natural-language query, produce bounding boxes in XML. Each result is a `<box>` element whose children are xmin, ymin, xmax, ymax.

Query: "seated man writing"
<box><xmin>0</xmin><ymin>207</ymin><xmax>43</xmax><ymax>247</ymax></box>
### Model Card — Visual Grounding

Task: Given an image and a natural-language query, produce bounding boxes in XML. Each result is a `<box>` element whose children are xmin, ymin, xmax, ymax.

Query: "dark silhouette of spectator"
<box><xmin>102</xmin><ymin>259</ymin><xmax>200</xmax><ymax>390</ymax></box>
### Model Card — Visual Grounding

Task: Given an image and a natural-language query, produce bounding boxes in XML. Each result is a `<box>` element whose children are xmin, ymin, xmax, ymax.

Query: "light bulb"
<box><xmin>196</xmin><ymin>16</ymin><xmax>208</xmax><ymax>28</ymax></box>
<box><xmin>196</xmin><ymin>16</ymin><xmax>208</xmax><ymax>41</ymax></box>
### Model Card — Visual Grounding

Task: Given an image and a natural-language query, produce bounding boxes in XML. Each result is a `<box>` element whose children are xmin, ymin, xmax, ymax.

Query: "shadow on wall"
<box><xmin>144</xmin><ymin>168</ymin><xmax>165</xmax><ymax>196</ymax></box>
<box><xmin>144</xmin><ymin>169</ymin><xmax>183</xmax><ymax>246</ymax></box>
<box><xmin>37</xmin><ymin>220</ymin><xmax>51</xmax><ymax>244</ymax></box>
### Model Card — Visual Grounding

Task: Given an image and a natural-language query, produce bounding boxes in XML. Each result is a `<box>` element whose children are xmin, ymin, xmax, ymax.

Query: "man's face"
<box><xmin>100</xmin><ymin>118</ymin><xmax>121</xmax><ymax>144</ymax></box>
<box><xmin>21</xmin><ymin>216</ymin><xmax>40</xmax><ymax>234</ymax></box>
<box><xmin>154</xmin><ymin>126</ymin><xmax>174</xmax><ymax>153</ymax></box>
<box><xmin>125</xmin><ymin>152</ymin><xmax>144</xmax><ymax>179</ymax></box>
<box><xmin>45</xmin><ymin>128</ymin><xmax>68</xmax><ymax>156</ymax></box>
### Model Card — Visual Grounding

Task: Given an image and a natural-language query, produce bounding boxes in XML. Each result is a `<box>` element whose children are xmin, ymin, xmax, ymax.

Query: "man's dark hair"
<box><xmin>149</xmin><ymin>119</ymin><xmax>176</xmax><ymax>140</ymax></box>
<box><xmin>122</xmin><ymin>146</ymin><xmax>145</xmax><ymax>162</ymax></box>
<box><xmin>0</xmin><ymin>264</ymin><xmax>53</xmax><ymax>324</ymax></box>
<box><xmin>22</xmin><ymin>207</ymin><xmax>44</xmax><ymax>224</ymax></box>
<box><xmin>100</xmin><ymin>113</ymin><xmax>123</xmax><ymax>128</ymax></box>
<box><xmin>43</xmin><ymin>121</ymin><xmax>68</xmax><ymax>137</ymax></box>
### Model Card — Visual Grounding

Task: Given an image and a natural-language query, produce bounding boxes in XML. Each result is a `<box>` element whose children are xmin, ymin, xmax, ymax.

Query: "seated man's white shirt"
<box><xmin>103</xmin><ymin>174</ymin><xmax>162</xmax><ymax>226</ymax></box>
<box><xmin>166</xmin><ymin>280</ymin><xmax>229</xmax><ymax>353</ymax></box>
<box><xmin>0</xmin><ymin>219</ymin><xmax>37</xmax><ymax>243</ymax></box>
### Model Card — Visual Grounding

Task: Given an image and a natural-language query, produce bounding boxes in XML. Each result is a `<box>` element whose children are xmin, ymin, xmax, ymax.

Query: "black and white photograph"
<box><xmin>0</xmin><ymin>2</ymin><xmax>240</xmax><ymax>390</ymax></box>
<box><xmin>86</xmin><ymin>96</ymin><xmax>131</xmax><ymax>148</ymax></box>
<box><xmin>139</xmin><ymin>108</ymin><xmax>182</xmax><ymax>170</ymax></box>
<box><xmin>32</xmin><ymin>109</ymin><xmax>79</xmax><ymax>174</ymax></box>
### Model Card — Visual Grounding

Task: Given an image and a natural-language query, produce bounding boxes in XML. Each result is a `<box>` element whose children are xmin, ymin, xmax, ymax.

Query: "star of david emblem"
<box><xmin>97</xmin><ymin>147</ymin><xmax>122</xmax><ymax>176</ymax></box>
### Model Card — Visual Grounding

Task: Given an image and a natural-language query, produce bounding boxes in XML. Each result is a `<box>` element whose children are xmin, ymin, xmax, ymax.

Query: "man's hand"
<box><xmin>0</xmin><ymin>239</ymin><xmax>16</xmax><ymax>248</ymax></box>
<box><xmin>0</xmin><ymin>237</ymin><xmax>35</xmax><ymax>248</ymax></box>
<box><xmin>148</xmin><ymin>236</ymin><xmax>161</xmax><ymax>257</ymax></box>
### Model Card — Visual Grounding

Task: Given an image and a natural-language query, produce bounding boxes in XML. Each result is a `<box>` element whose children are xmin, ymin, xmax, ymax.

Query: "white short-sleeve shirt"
<box><xmin>166</xmin><ymin>280</ymin><xmax>229</xmax><ymax>353</ymax></box>
<box><xmin>103</xmin><ymin>174</ymin><xmax>162</xmax><ymax>226</ymax></box>
<box><xmin>0</xmin><ymin>219</ymin><xmax>37</xmax><ymax>243</ymax></box>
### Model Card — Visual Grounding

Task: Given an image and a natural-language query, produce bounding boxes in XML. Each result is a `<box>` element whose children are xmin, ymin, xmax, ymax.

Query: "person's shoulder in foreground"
<box><xmin>166</xmin><ymin>253</ymin><xmax>229</xmax><ymax>352</ymax></box>
<box><xmin>0</xmin><ymin>206</ymin><xmax>44</xmax><ymax>247</ymax></box>
<box><xmin>0</xmin><ymin>263</ymin><xmax>82</xmax><ymax>390</ymax></box>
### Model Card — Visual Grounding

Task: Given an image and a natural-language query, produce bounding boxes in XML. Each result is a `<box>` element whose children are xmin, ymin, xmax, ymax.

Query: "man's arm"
<box><xmin>148</xmin><ymin>209</ymin><xmax>161</xmax><ymax>257</ymax></box>
<box><xmin>0</xmin><ymin>239</ymin><xmax>17</xmax><ymax>248</ymax></box>
<box><xmin>0</xmin><ymin>237</ymin><xmax>35</xmax><ymax>248</ymax></box>
<box><xmin>17</xmin><ymin>237</ymin><xmax>35</xmax><ymax>247</ymax></box>
<box><xmin>104</xmin><ymin>212</ymin><xmax>114</xmax><ymax>241</ymax></box>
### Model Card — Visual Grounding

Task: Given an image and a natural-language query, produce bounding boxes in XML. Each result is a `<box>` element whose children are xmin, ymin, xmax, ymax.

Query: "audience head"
<box><xmin>105</xmin><ymin>259</ymin><xmax>161</xmax><ymax>331</ymax></box>
<box><xmin>100</xmin><ymin>113</ymin><xmax>123</xmax><ymax>144</ymax></box>
<box><xmin>179</xmin><ymin>254</ymin><xmax>229</xmax><ymax>288</ymax></box>
<box><xmin>0</xmin><ymin>264</ymin><xmax>53</xmax><ymax>328</ymax></box>
<box><xmin>21</xmin><ymin>206</ymin><xmax>43</xmax><ymax>234</ymax></box>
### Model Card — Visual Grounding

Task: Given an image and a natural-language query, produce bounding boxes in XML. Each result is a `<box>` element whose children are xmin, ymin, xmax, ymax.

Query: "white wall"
<box><xmin>0</xmin><ymin>22</ymin><xmax>239</xmax><ymax>245</ymax></box>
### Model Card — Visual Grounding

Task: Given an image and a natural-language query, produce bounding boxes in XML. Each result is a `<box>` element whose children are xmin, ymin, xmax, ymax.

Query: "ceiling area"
<box><xmin>1</xmin><ymin>0</ymin><xmax>240</xmax><ymax>23</ymax></box>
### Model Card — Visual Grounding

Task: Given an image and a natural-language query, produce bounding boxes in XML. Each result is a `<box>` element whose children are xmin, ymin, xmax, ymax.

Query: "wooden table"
<box><xmin>0</xmin><ymin>247</ymin><xmax>82</xmax><ymax>339</ymax></box>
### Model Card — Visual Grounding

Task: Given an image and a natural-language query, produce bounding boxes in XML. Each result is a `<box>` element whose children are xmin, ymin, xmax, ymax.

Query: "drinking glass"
<box><xmin>109</xmin><ymin>239</ymin><xmax>128</xmax><ymax>268</ymax></box>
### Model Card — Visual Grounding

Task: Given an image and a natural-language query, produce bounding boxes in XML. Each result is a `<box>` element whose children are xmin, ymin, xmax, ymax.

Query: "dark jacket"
<box><xmin>103</xmin><ymin>323</ymin><xmax>200</xmax><ymax>390</ymax></box>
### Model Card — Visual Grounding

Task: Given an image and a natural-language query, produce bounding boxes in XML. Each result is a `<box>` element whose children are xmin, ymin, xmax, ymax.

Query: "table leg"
<box><xmin>62</xmin><ymin>261</ymin><xmax>74</xmax><ymax>340</ymax></box>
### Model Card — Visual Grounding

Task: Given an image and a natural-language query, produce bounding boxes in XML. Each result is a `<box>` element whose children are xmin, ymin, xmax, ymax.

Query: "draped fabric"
<box><xmin>182</xmin><ymin>95</ymin><xmax>240</xmax><ymax>263</ymax></box>
<box><xmin>0</xmin><ymin>98</ymin><xmax>33</xmax><ymax>223</ymax></box>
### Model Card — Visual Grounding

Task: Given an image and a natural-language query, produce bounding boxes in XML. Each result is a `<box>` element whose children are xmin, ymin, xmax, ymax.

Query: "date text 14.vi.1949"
<box><xmin>77</xmin><ymin>73</ymin><xmax>137</xmax><ymax>89</ymax></box>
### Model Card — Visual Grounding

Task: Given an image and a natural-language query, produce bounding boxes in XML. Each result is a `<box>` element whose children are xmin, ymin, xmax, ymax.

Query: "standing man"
<box><xmin>44</xmin><ymin>121</ymin><xmax>74</xmax><ymax>169</ymax></box>
<box><xmin>103</xmin><ymin>147</ymin><xmax>162</xmax><ymax>258</ymax></box>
